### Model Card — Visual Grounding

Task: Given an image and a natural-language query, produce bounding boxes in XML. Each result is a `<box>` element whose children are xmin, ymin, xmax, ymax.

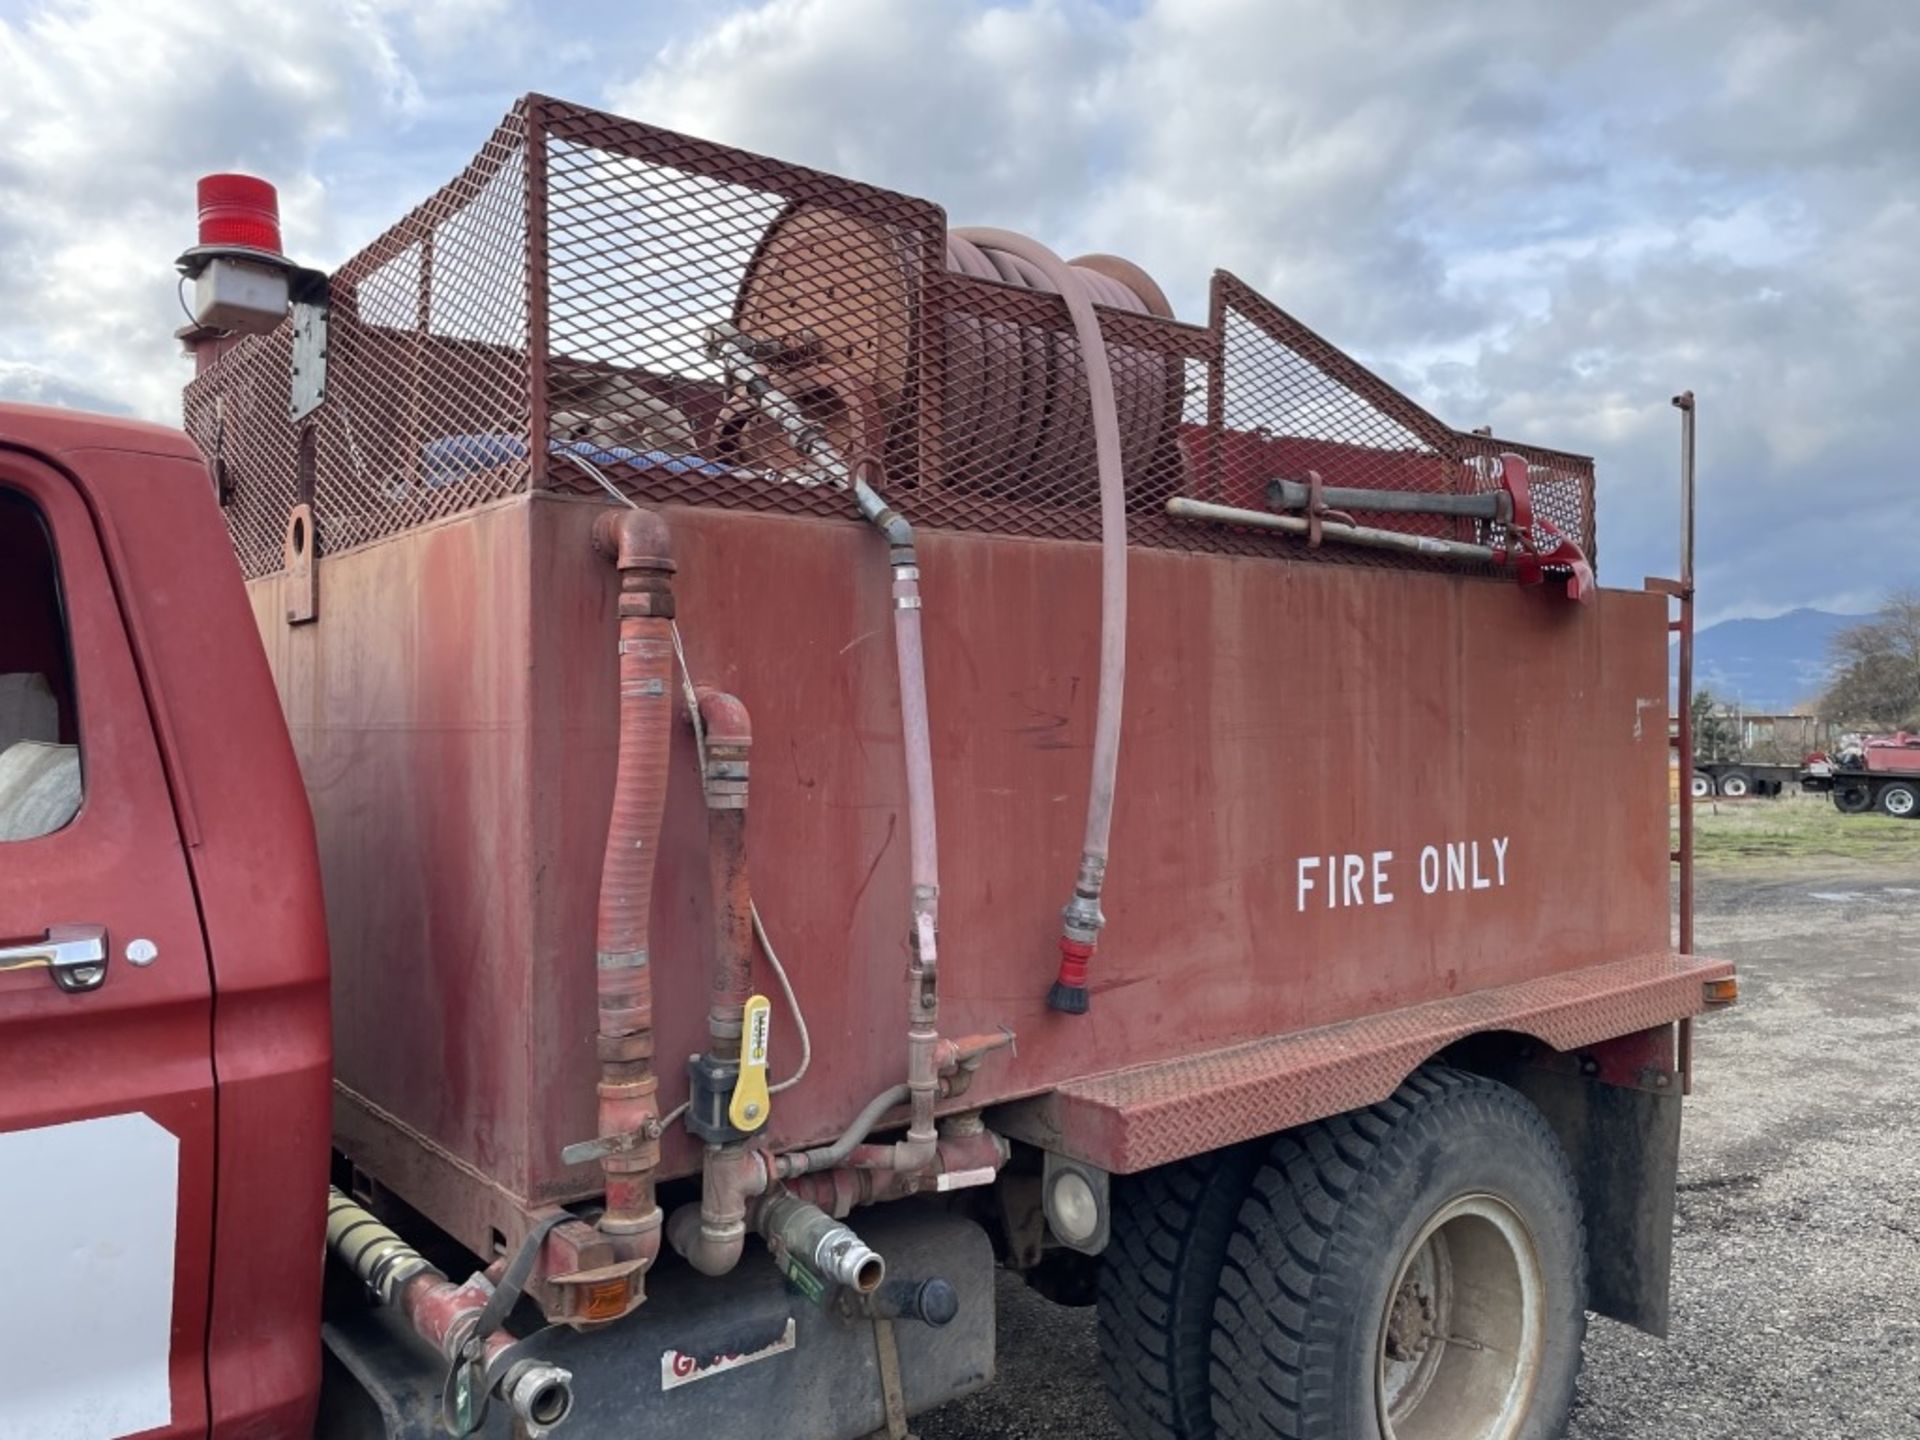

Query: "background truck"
<box><xmin>1800</xmin><ymin>733</ymin><xmax>1920</xmax><ymax>817</ymax></box>
<box><xmin>1689</xmin><ymin>758</ymin><xmax>1803</xmax><ymax>799</ymax></box>
<box><xmin>0</xmin><ymin>94</ymin><xmax>1734</xmax><ymax>1440</ymax></box>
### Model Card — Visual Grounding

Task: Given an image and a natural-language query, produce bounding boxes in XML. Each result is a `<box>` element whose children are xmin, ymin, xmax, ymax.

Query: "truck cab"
<box><xmin>0</xmin><ymin>406</ymin><xmax>330</xmax><ymax>1439</ymax></box>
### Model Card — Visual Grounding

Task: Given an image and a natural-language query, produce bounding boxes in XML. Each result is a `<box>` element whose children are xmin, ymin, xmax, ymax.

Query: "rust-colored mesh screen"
<box><xmin>533</xmin><ymin>99</ymin><xmax>943</xmax><ymax>523</ymax></box>
<box><xmin>187</xmin><ymin>95</ymin><xmax>1595</xmax><ymax>584</ymax></box>
<box><xmin>1194</xmin><ymin>274</ymin><xmax>1597</xmax><ymax>571</ymax></box>
<box><xmin>184</xmin><ymin>324</ymin><xmax>298</xmax><ymax>579</ymax></box>
<box><xmin>188</xmin><ymin>106</ymin><xmax>533</xmax><ymax>575</ymax></box>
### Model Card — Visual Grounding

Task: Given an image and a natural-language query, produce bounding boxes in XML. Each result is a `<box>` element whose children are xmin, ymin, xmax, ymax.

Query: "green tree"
<box><xmin>1820</xmin><ymin>590</ymin><xmax>1920</xmax><ymax>730</ymax></box>
<box><xmin>1690</xmin><ymin>688</ymin><xmax>1738</xmax><ymax>762</ymax></box>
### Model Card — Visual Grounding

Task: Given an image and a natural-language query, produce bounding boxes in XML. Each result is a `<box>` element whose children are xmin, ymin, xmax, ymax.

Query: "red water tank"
<box><xmin>1864</xmin><ymin>733</ymin><xmax>1920</xmax><ymax>775</ymax></box>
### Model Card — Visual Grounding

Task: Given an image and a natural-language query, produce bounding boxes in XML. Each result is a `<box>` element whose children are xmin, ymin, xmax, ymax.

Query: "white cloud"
<box><xmin>0</xmin><ymin>0</ymin><xmax>428</xmax><ymax>418</ymax></box>
<box><xmin>610</xmin><ymin>0</ymin><xmax>1920</xmax><ymax>619</ymax></box>
<box><xmin>0</xmin><ymin>0</ymin><xmax>1913</xmax><ymax>618</ymax></box>
<box><xmin>612</xmin><ymin>0</ymin><xmax>1123</xmax><ymax>237</ymax></box>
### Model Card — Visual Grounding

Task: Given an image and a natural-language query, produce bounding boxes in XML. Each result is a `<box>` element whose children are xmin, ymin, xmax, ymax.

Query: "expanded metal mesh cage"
<box><xmin>186</xmin><ymin>95</ymin><xmax>1596</xmax><ymax>582</ymax></box>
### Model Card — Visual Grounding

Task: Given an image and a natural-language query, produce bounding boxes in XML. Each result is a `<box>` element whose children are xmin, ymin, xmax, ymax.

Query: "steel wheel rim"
<box><xmin>1376</xmin><ymin>1194</ymin><xmax>1544</xmax><ymax>1440</ymax></box>
<box><xmin>1721</xmin><ymin>776</ymin><xmax>1747</xmax><ymax>797</ymax></box>
<box><xmin>1888</xmin><ymin>788</ymin><xmax>1916</xmax><ymax>817</ymax></box>
<box><xmin>1690</xmin><ymin>775</ymin><xmax>1712</xmax><ymax>798</ymax></box>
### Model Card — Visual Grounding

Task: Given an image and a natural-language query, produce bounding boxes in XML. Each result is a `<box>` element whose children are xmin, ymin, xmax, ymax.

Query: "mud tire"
<box><xmin>1098</xmin><ymin>1143</ymin><xmax>1264</xmax><ymax>1440</ymax></box>
<box><xmin>1209</xmin><ymin>1065</ymin><xmax>1587</xmax><ymax>1440</ymax></box>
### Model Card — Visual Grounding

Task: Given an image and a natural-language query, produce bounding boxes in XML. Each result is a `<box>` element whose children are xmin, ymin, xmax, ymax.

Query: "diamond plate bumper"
<box><xmin>992</xmin><ymin>950</ymin><xmax>1735</xmax><ymax>1173</ymax></box>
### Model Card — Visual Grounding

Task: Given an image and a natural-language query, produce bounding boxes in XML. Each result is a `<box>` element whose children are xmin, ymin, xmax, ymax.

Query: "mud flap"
<box><xmin>1504</xmin><ymin>1058</ymin><xmax>1682</xmax><ymax>1338</ymax></box>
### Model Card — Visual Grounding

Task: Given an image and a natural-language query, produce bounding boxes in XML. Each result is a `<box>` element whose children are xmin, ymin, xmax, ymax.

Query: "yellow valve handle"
<box><xmin>729</xmin><ymin>994</ymin><xmax>772</xmax><ymax>1133</ymax></box>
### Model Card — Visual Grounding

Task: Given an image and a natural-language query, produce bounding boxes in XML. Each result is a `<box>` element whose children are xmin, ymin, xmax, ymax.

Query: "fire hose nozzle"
<box><xmin>1048</xmin><ymin>935</ymin><xmax>1095</xmax><ymax>1015</ymax></box>
<box><xmin>1049</xmin><ymin>859</ymin><xmax>1106</xmax><ymax>1014</ymax></box>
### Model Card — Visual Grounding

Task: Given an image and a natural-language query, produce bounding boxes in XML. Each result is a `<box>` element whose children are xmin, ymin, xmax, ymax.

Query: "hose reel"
<box><xmin>724</xmin><ymin>204</ymin><xmax>1182</xmax><ymax>506</ymax></box>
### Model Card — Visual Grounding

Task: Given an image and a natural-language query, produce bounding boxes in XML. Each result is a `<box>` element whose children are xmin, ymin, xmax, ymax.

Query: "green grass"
<box><xmin>1678</xmin><ymin>790</ymin><xmax>1920</xmax><ymax>869</ymax></box>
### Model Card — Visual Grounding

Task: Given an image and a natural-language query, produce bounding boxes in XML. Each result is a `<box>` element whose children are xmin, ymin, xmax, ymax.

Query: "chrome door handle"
<box><xmin>0</xmin><ymin>925</ymin><xmax>109</xmax><ymax>993</ymax></box>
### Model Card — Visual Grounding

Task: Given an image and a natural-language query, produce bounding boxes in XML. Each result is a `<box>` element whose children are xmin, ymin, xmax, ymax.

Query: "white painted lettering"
<box><xmin>1293</xmin><ymin>836</ymin><xmax>1506</xmax><ymax>915</ymax></box>
<box><xmin>1372</xmin><ymin>851</ymin><xmax>1394</xmax><ymax>905</ymax></box>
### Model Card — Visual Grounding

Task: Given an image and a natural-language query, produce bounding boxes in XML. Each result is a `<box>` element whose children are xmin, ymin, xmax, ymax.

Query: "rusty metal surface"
<box><xmin>254</xmin><ymin>484</ymin><xmax>1671</xmax><ymax>1257</ymax></box>
<box><xmin>186</xmin><ymin>94</ymin><xmax>1594</xmax><ymax>589</ymax></box>
<box><xmin>996</xmin><ymin>951</ymin><xmax>1733</xmax><ymax>1173</ymax></box>
<box><xmin>199</xmin><ymin>91</ymin><xmax>1646</xmax><ymax>1260</ymax></box>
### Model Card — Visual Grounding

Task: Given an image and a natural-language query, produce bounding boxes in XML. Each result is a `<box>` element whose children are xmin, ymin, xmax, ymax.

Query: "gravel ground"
<box><xmin>920</xmin><ymin>862</ymin><xmax>1920</xmax><ymax>1439</ymax></box>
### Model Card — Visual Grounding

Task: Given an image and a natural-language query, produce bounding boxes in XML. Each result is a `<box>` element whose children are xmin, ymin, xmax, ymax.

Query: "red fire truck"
<box><xmin>0</xmin><ymin>95</ymin><xmax>1733</xmax><ymax>1440</ymax></box>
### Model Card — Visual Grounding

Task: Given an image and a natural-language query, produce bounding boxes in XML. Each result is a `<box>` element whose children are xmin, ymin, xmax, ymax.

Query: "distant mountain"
<box><xmin>1674</xmin><ymin>608</ymin><xmax>1865</xmax><ymax>712</ymax></box>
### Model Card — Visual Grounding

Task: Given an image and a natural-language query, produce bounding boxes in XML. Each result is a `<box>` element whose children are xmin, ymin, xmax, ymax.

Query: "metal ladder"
<box><xmin>1648</xmin><ymin>391</ymin><xmax>1698</xmax><ymax>1089</ymax></box>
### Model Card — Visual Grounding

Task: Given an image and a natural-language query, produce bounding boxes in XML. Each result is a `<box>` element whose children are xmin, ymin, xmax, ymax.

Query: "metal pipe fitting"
<box><xmin>776</xmin><ymin>1082</ymin><xmax>911</xmax><ymax>1180</ymax></box>
<box><xmin>706</xmin><ymin>325</ymin><xmax>851</xmax><ymax>483</ymax></box>
<box><xmin>758</xmin><ymin>1189</ymin><xmax>886</xmax><ymax>1294</ymax></box>
<box><xmin>328</xmin><ymin>1187</ymin><xmax>564</xmax><ymax>1421</ymax></box>
<box><xmin>853</xmin><ymin>470</ymin><xmax>916</xmax><ymax>555</ymax></box>
<box><xmin>328</xmin><ymin>1187</ymin><xmax>495</xmax><ymax>1364</ymax></box>
<box><xmin>668</xmin><ymin>1144</ymin><xmax>770</xmax><ymax>1278</ymax></box>
<box><xmin>897</xmin><ymin>1018</ymin><xmax>940</xmax><ymax>1174</ymax></box>
<box><xmin>503</xmin><ymin>1359</ymin><xmax>576</xmax><ymax>1437</ymax></box>
<box><xmin>783</xmin><ymin>1127</ymin><xmax>1010</xmax><ymax>1218</ymax></box>
<box><xmin>934</xmin><ymin>1028</ymin><xmax>1017</xmax><ymax>1097</ymax></box>
<box><xmin>773</xmin><ymin>1030</ymin><xmax>1015</xmax><ymax>1182</ymax></box>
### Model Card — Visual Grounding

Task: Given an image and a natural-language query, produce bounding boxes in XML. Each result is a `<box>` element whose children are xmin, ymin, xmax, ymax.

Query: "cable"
<box><xmin>177</xmin><ymin>275</ymin><xmax>231</xmax><ymax>338</ymax></box>
<box><xmin>560</xmin><ymin>449</ymin><xmax>814</xmax><ymax>1121</ymax></box>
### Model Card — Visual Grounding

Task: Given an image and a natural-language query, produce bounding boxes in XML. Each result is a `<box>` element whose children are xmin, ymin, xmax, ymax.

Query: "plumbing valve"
<box><xmin>684</xmin><ymin>1052</ymin><xmax>749</xmax><ymax>1145</ymax></box>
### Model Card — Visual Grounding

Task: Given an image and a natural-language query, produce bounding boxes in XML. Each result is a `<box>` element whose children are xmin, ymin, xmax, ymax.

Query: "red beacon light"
<box><xmin>197</xmin><ymin>173</ymin><xmax>285</xmax><ymax>255</ymax></box>
<box><xmin>177</xmin><ymin>172</ymin><xmax>321</xmax><ymax>341</ymax></box>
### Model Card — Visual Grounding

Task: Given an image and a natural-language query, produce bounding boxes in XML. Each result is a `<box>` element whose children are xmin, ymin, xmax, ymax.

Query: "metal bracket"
<box><xmin>288</xmin><ymin>293</ymin><xmax>330</xmax><ymax>422</ymax></box>
<box><xmin>283</xmin><ymin>503</ymin><xmax>318</xmax><ymax>625</ymax></box>
<box><xmin>864</xmin><ymin>1317</ymin><xmax>912</xmax><ymax>1440</ymax></box>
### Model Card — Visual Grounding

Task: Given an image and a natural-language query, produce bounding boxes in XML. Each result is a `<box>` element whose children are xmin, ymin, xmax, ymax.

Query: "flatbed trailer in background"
<box><xmin>1691</xmin><ymin>759</ymin><xmax>1804</xmax><ymax>799</ymax></box>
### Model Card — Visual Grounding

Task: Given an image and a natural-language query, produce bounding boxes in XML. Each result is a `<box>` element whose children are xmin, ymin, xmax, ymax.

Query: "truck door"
<box><xmin>0</xmin><ymin>450</ymin><xmax>217</xmax><ymax>1439</ymax></box>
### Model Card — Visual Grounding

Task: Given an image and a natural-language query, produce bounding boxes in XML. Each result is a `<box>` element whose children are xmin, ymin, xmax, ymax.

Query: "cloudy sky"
<box><xmin>1</xmin><ymin>0</ymin><xmax>1913</xmax><ymax>622</ymax></box>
